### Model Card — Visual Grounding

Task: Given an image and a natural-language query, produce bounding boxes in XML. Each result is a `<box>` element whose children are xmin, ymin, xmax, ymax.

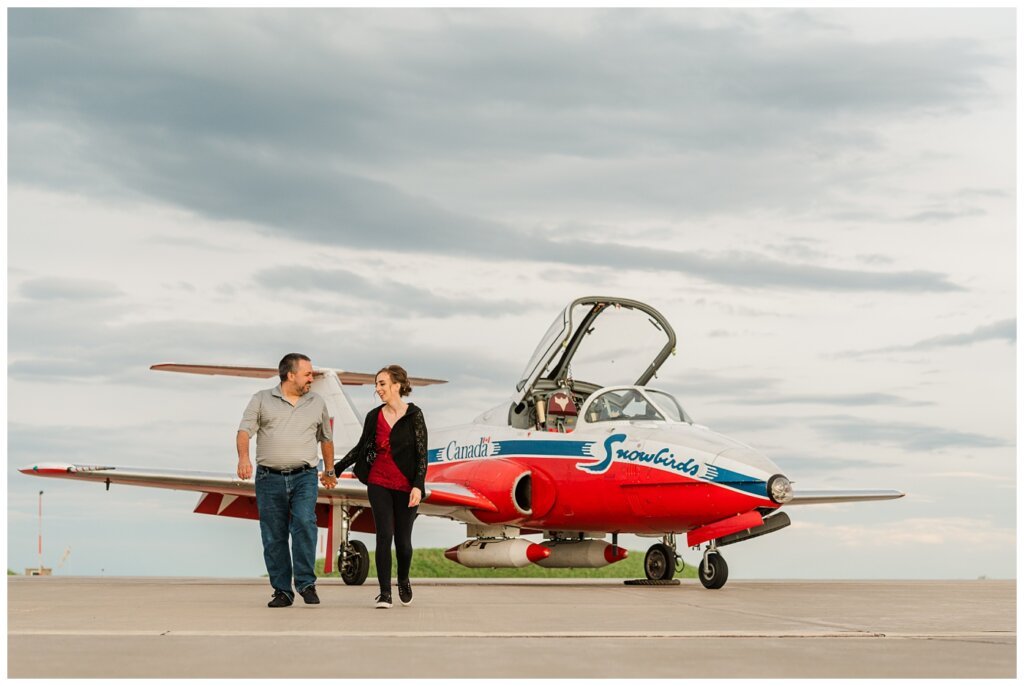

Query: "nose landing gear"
<box><xmin>698</xmin><ymin>542</ymin><xmax>729</xmax><ymax>589</ymax></box>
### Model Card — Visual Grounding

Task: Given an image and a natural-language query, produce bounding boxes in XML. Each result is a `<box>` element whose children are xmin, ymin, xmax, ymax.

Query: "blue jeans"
<box><xmin>254</xmin><ymin>466</ymin><xmax>318</xmax><ymax>598</ymax></box>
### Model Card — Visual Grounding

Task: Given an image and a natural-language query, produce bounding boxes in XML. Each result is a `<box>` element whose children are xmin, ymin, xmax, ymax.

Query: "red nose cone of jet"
<box><xmin>444</xmin><ymin>546</ymin><xmax>461</xmax><ymax>562</ymax></box>
<box><xmin>526</xmin><ymin>543</ymin><xmax>550</xmax><ymax>563</ymax></box>
<box><xmin>604</xmin><ymin>544</ymin><xmax>629</xmax><ymax>564</ymax></box>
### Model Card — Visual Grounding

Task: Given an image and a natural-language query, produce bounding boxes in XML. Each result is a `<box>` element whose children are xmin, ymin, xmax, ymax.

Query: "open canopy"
<box><xmin>513</xmin><ymin>297</ymin><xmax>677</xmax><ymax>404</ymax></box>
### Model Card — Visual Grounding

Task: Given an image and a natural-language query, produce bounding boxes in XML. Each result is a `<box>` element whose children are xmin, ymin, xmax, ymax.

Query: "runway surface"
<box><xmin>7</xmin><ymin>576</ymin><xmax>1015</xmax><ymax>678</ymax></box>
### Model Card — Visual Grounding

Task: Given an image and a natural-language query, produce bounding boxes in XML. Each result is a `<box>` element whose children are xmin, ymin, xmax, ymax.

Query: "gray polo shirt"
<box><xmin>238</xmin><ymin>386</ymin><xmax>333</xmax><ymax>469</ymax></box>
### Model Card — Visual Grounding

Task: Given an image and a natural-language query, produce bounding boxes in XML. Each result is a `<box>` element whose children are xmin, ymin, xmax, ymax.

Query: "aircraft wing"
<box><xmin>18</xmin><ymin>463</ymin><xmax>492</xmax><ymax>513</ymax></box>
<box><xmin>21</xmin><ymin>463</ymin><xmax>264</xmax><ymax>497</ymax></box>
<box><xmin>787</xmin><ymin>489</ymin><xmax>905</xmax><ymax>505</ymax></box>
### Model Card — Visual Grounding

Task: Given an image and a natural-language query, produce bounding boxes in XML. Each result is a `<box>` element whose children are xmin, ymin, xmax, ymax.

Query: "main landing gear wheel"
<box><xmin>699</xmin><ymin>551</ymin><xmax>729</xmax><ymax>590</ymax></box>
<box><xmin>644</xmin><ymin>543</ymin><xmax>676</xmax><ymax>581</ymax></box>
<box><xmin>339</xmin><ymin>540</ymin><xmax>370</xmax><ymax>586</ymax></box>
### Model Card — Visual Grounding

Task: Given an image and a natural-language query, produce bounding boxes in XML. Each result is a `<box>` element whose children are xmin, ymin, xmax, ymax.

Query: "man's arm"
<box><xmin>237</xmin><ymin>392</ymin><xmax>260</xmax><ymax>480</ymax></box>
<box><xmin>236</xmin><ymin>431</ymin><xmax>253</xmax><ymax>479</ymax></box>
<box><xmin>316</xmin><ymin>400</ymin><xmax>337</xmax><ymax>487</ymax></box>
<box><xmin>319</xmin><ymin>440</ymin><xmax>336</xmax><ymax>487</ymax></box>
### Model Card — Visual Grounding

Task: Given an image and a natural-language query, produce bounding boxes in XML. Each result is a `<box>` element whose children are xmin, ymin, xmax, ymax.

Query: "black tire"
<box><xmin>698</xmin><ymin>551</ymin><xmax>729</xmax><ymax>589</ymax></box>
<box><xmin>339</xmin><ymin>540</ymin><xmax>370</xmax><ymax>586</ymax></box>
<box><xmin>644</xmin><ymin>543</ymin><xmax>676</xmax><ymax>581</ymax></box>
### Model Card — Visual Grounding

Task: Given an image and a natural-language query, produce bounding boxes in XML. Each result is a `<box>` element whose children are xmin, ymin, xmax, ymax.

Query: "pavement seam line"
<box><xmin>9</xmin><ymin>630</ymin><xmax>1014</xmax><ymax>639</ymax></box>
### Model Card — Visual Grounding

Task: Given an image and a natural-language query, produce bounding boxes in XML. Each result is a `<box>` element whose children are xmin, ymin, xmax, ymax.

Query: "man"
<box><xmin>237</xmin><ymin>353</ymin><xmax>337</xmax><ymax>608</ymax></box>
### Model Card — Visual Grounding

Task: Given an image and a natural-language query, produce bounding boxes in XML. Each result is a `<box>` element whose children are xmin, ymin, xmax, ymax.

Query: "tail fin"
<box><xmin>310</xmin><ymin>368</ymin><xmax>366</xmax><ymax>456</ymax></box>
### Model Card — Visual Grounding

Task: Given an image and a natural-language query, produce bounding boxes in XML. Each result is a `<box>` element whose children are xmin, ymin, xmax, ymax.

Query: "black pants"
<box><xmin>367</xmin><ymin>483</ymin><xmax>418</xmax><ymax>592</ymax></box>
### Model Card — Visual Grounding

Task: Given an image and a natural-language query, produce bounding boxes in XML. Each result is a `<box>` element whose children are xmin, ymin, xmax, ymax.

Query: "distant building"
<box><xmin>24</xmin><ymin>567</ymin><xmax>52</xmax><ymax>576</ymax></box>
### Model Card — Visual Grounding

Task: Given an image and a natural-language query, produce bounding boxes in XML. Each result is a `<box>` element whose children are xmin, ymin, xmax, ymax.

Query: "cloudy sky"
<box><xmin>6</xmin><ymin>8</ymin><xmax>1016</xmax><ymax>580</ymax></box>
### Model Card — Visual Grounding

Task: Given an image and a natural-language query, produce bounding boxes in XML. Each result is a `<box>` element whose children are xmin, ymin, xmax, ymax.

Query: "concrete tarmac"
<box><xmin>7</xmin><ymin>576</ymin><xmax>1015</xmax><ymax>678</ymax></box>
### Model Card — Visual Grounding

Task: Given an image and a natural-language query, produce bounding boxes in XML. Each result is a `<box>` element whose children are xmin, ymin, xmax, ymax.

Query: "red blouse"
<box><xmin>368</xmin><ymin>410</ymin><xmax>412</xmax><ymax>492</ymax></box>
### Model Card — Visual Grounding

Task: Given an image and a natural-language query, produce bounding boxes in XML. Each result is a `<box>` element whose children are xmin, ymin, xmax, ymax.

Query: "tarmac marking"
<box><xmin>8</xmin><ymin>630</ymin><xmax>1014</xmax><ymax>639</ymax></box>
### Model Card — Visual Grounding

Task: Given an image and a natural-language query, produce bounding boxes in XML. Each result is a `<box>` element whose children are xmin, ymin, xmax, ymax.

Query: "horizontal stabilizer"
<box><xmin>150</xmin><ymin>363</ymin><xmax>447</xmax><ymax>386</ymax></box>
<box><xmin>788</xmin><ymin>489</ymin><xmax>905</xmax><ymax>505</ymax></box>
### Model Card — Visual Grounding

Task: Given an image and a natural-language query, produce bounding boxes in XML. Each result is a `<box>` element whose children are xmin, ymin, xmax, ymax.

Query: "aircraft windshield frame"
<box><xmin>577</xmin><ymin>385</ymin><xmax>695</xmax><ymax>425</ymax></box>
<box><xmin>513</xmin><ymin>297</ymin><xmax>677</xmax><ymax>405</ymax></box>
<box><xmin>645</xmin><ymin>388</ymin><xmax>693</xmax><ymax>424</ymax></box>
<box><xmin>585</xmin><ymin>387</ymin><xmax>665</xmax><ymax>423</ymax></box>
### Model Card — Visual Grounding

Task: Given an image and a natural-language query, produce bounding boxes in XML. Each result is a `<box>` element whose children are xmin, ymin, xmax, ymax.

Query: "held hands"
<box><xmin>320</xmin><ymin>471</ymin><xmax>338</xmax><ymax>489</ymax></box>
<box><xmin>409</xmin><ymin>487</ymin><xmax>422</xmax><ymax>508</ymax></box>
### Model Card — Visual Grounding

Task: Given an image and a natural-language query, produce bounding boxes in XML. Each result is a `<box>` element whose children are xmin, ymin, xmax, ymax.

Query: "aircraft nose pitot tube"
<box><xmin>444</xmin><ymin>538</ymin><xmax>551</xmax><ymax>568</ymax></box>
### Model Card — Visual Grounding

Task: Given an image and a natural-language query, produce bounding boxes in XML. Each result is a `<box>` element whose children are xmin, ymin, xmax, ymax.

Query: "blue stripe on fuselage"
<box><xmin>702</xmin><ymin>464</ymin><xmax>766</xmax><ymax>498</ymax></box>
<box><xmin>491</xmin><ymin>440</ymin><xmax>594</xmax><ymax>457</ymax></box>
<box><xmin>427</xmin><ymin>437</ymin><xmax>767</xmax><ymax>499</ymax></box>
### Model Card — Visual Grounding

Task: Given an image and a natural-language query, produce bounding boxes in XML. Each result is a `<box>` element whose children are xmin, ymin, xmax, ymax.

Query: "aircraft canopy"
<box><xmin>513</xmin><ymin>297</ymin><xmax>676</xmax><ymax>405</ymax></box>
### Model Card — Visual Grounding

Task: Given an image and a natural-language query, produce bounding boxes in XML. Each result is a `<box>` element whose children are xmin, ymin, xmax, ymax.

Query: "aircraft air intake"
<box><xmin>433</xmin><ymin>458</ymin><xmax>554</xmax><ymax>524</ymax></box>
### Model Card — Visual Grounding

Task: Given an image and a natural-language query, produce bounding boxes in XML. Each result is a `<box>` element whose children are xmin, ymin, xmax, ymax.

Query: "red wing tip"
<box><xmin>20</xmin><ymin>464</ymin><xmax>74</xmax><ymax>475</ymax></box>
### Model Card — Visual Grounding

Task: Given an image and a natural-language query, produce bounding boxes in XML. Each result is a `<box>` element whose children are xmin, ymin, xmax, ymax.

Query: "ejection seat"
<box><xmin>545</xmin><ymin>390</ymin><xmax>578</xmax><ymax>433</ymax></box>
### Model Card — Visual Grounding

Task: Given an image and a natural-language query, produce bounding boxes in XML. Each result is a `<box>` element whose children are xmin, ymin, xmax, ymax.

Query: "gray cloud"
<box><xmin>7</xmin><ymin>296</ymin><xmax>303</xmax><ymax>383</ymax></box>
<box><xmin>14</xmin><ymin>126</ymin><xmax>964</xmax><ymax>292</ymax></box>
<box><xmin>763</xmin><ymin>237</ymin><xmax>830</xmax><ymax>262</ymax></box>
<box><xmin>145</xmin><ymin>235</ymin><xmax>234</xmax><ymax>253</ymax></box>
<box><xmin>700</xmin><ymin>416</ymin><xmax>788</xmax><ymax>435</ymax></box>
<box><xmin>8</xmin><ymin>422</ymin><xmax>225</xmax><ymax>473</ymax></box>
<box><xmin>706</xmin><ymin>412</ymin><xmax>1011</xmax><ymax>453</ymax></box>
<box><xmin>902</xmin><ymin>207</ymin><xmax>986</xmax><ymax>223</ymax></box>
<box><xmin>729</xmin><ymin>392</ymin><xmax>931</xmax><ymax>407</ymax></box>
<box><xmin>829</xmin><ymin>206</ymin><xmax>989</xmax><ymax>225</ymax></box>
<box><xmin>772</xmin><ymin>453</ymin><xmax>883</xmax><ymax>476</ymax></box>
<box><xmin>543</xmin><ymin>242</ymin><xmax>961</xmax><ymax>291</ymax></box>
<box><xmin>7</xmin><ymin>295</ymin><xmax>511</xmax><ymax>387</ymax></box>
<box><xmin>856</xmin><ymin>253</ymin><xmax>895</xmax><ymax>265</ymax></box>
<box><xmin>19</xmin><ymin>277</ymin><xmax>123</xmax><ymax>301</ymax></box>
<box><xmin>843</xmin><ymin>319</ymin><xmax>1015</xmax><ymax>357</ymax></box>
<box><xmin>7</xmin><ymin>9</ymin><xmax>989</xmax><ymax>293</ymax></box>
<box><xmin>9</xmin><ymin>9</ymin><xmax>1000</xmax><ymax>160</ymax></box>
<box><xmin>255</xmin><ymin>267</ymin><xmax>532</xmax><ymax>318</ymax></box>
<box><xmin>809</xmin><ymin>415</ymin><xmax>1010</xmax><ymax>452</ymax></box>
<box><xmin>658</xmin><ymin>369</ymin><xmax>780</xmax><ymax>399</ymax></box>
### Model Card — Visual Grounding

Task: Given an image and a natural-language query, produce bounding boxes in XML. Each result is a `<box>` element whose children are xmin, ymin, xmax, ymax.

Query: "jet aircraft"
<box><xmin>21</xmin><ymin>296</ymin><xmax>903</xmax><ymax>589</ymax></box>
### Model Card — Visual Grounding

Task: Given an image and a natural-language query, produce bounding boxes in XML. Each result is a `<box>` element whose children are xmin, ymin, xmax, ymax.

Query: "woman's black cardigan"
<box><xmin>334</xmin><ymin>403</ymin><xmax>428</xmax><ymax>493</ymax></box>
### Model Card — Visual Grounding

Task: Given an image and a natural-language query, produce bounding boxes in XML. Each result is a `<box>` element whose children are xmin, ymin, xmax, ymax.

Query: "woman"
<box><xmin>331</xmin><ymin>365</ymin><xmax>427</xmax><ymax>608</ymax></box>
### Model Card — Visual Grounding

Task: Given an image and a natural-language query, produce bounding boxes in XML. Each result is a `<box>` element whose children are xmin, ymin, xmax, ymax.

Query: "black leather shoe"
<box><xmin>398</xmin><ymin>579</ymin><xmax>413</xmax><ymax>606</ymax></box>
<box><xmin>299</xmin><ymin>585</ymin><xmax>320</xmax><ymax>605</ymax></box>
<box><xmin>268</xmin><ymin>590</ymin><xmax>293</xmax><ymax>608</ymax></box>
